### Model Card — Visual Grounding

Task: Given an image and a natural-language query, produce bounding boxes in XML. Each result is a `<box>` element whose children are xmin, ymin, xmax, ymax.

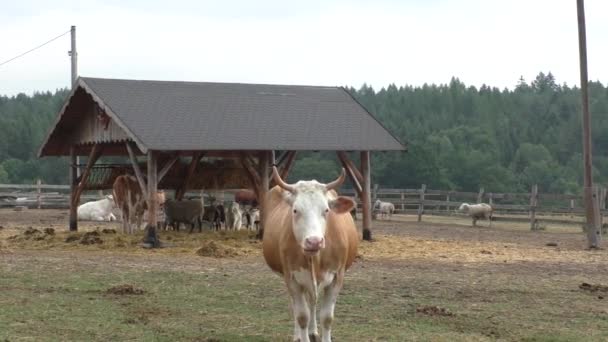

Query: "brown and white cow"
<box><xmin>112</xmin><ymin>175</ymin><xmax>165</xmax><ymax>234</ymax></box>
<box><xmin>263</xmin><ymin>167</ymin><xmax>358</xmax><ymax>342</ymax></box>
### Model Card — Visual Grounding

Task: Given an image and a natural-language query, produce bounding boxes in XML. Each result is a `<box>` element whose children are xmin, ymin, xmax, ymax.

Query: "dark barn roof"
<box><xmin>39</xmin><ymin>77</ymin><xmax>406</xmax><ymax>156</ymax></box>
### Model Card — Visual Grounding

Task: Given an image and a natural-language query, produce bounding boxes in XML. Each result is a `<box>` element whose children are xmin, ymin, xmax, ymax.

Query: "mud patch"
<box><xmin>416</xmin><ymin>305</ymin><xmax>454</xmax><ymax>317</ymax></box>
<box><xmin>106</xmin><ymin>284</ymin><xmax>145</xmax><ymax>295</ymax></box>
<box><xmin>101</xmin><ymin>229</ymin><xmax>116</xmax><ymax>234</ymax></box>
<box><xmin>579</xmin><ymin>283</ymin><xmax>608</xmax><ymax>293</ymax></box>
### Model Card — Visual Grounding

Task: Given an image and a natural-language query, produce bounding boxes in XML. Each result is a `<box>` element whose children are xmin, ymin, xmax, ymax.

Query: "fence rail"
<box><xmin>1</xmin><ymin>181</ymin><xmax>605</xmax><ymax>230</ymax></box>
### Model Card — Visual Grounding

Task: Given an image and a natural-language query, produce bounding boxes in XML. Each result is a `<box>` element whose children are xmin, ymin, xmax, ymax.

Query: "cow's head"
<box><xmin>273</xmin><ymin>166</ymin><xmax>355</xmax><ymax>256</ymax></box>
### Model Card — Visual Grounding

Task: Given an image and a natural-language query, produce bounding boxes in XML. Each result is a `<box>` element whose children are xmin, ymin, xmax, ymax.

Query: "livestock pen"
<box><xmin>1</xmin><ymin>208</ymin><xmax>607</xmax><ymax>341</ymax></box>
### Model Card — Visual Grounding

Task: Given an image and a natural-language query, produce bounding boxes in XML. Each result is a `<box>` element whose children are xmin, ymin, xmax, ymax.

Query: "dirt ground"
<box><xmin>1</xmin><ymin>209</ymin><xmax>608</xmax><ymax>341</ymax></box>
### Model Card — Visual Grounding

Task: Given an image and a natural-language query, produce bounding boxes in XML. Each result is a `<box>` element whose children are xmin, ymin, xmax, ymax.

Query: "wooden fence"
<box><xmin>342</xmin><ymin>184</ymin><xmax>608</xmax><ymax>230</ymax></box>
<box><xmin>2</xmin><ymin>180</ymin><xmax>606</xmax><ymax>230</ymax></box>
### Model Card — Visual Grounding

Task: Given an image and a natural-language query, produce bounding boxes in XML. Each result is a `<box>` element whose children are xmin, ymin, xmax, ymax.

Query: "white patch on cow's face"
<box><xmin>289</xmin><ymin>181</ymin><xmax>331</xmax><ymax>256</ymax></box>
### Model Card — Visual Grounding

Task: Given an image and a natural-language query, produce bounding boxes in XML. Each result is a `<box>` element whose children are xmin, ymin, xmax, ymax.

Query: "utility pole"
<box><xmin>577</xmin><ymin>0</ymin><xmax>601</xmax><ymax>248</ymax></box>
<box><xmin>69</xmin><ymin>25</ymin><xmax>80</xmax><ymax>178</ymax></box>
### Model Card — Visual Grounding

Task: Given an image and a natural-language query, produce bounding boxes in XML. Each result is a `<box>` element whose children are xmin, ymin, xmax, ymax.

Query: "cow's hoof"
<box><xmin>309</xmin><ymin>333</ymin><xmax>320</xmax><ymax>342</ymax></box>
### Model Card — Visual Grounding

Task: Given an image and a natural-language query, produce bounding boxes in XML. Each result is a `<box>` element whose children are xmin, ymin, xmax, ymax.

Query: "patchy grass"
<box><xmin>1</xmin><ymin>209</ymin><xmax>608</xmax><ymax>341</ymax></box>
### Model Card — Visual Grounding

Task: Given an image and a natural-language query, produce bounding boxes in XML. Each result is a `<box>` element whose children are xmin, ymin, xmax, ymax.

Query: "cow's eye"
<box><xmin>324</xmin><ymin>208</ymin><xmax>329</xmax><ymax>215</ymax></box>
<box><xmin>293</xmin><ymin>209</ymin><xmax>297</xmax><ymax>214</ymax></box>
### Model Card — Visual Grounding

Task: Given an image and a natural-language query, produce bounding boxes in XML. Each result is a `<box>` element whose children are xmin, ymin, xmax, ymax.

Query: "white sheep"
<box><xmin>458</xmin><ymin>203</ymin><xmax>493</xmax><ymax>227</ymax></box>
<box><xmin>374</xmin><ymin>199</ymin><xmax>395</xmax><ymax>220</ymax></box>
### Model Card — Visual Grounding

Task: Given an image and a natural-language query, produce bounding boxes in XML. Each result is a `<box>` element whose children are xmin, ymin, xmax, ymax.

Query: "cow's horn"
<box><xmin>326</xmin><ymin>168</ymin><xmax>346</xmax><ymax>191</ymax></box>
<box><xmin>272</xmin><ymin>166</ymin><xmax>296</xmax><ymax>193</ymax></box>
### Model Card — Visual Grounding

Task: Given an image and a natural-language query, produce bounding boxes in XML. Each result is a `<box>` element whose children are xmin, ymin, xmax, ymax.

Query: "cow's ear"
<box><xmin>329</xmin><ymin>196</ymin><xmax>355</xmax><ymax>214</ymax></box>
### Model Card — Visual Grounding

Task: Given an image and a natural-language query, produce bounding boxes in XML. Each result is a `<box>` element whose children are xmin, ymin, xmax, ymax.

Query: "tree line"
<box><xmin>1</xmin><ymin>72</ymin><xmax>607</xmax><ymax>195</ymax></box>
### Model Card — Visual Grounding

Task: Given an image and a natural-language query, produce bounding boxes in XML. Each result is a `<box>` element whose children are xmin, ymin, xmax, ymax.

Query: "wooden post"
<box><xmin>570</xmin><ymin>199</ymin><xmax>575</xmax><ymax>217</ymax></box>
<box><xmin>488</xmin><ymin>193</ymin><xmax>494</xmax><ymax>206</ymax></box>
<box><xmin>400</xmin><ymin>192</ymin><xmax>405</xmax><ymax>213</ymax></box>
<box><xmin>577</xmin><ymin>0</ymin><xmax>601</xmax><ymax>248</ymax></box>
<box><xmin>446</xmin><ymin>193</ymin><xmax>451</xmax><ymax>213</ymax></box>
<box><xmin>417</xmin><ymin>184</ymin><xmax>426</xmax><ymax>222</ymax></box>
<box><xmin>477</xmin><ymin>187</ymin><xmax>485</xmax><ymax>203</ymax></box>
<box><xmin>143</xmin><ymin>151</ymin><xmax>160</xmax><ymax>248</ymax></box>
<box><xmin>36</xmin><ymin>179</ymin><xmax>42</xmax><ymax>209</ymax></box>
<box><xmin>69</xmin><ymin>147</ymin><xmax>78</xmax><ymax>231</ymax></box>
<box><xmin>599</xmin><ymin>187</ymin><xmax>606</xmax><ymax>234</ymax></box>
<box><xmin>258</xmin><ymin>151</ymin><xmax>270</xmax><ymax>239</ymax></box>
<box><xmin>529</xmin><ymin>184</ymin><xmax>538</xmax><ymax>230</ymax></box>
<box><xmin>361</xmin><ymin>151</ymin><xmax>372</xmax><ymax>241</ymax></box>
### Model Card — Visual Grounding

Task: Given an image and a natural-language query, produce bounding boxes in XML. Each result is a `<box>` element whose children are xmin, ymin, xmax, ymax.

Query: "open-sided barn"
<box><xmin>38</xmin><ymin>77</ymin><xmax>406</xmax><ymax>245</ymax></box>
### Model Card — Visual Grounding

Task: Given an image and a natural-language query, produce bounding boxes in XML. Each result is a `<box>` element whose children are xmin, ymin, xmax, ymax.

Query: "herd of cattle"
<box><xmin>77</xmin><ymin>175</ymin><xmax>260</xmax><ymax>234</ymax></box>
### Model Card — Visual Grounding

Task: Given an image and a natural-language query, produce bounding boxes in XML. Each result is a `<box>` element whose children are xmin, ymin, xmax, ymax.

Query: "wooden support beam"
<box><xmin>337</xmin><ymin>151</ymin><xmax>364</xmax><ymax>184</ymax></box>
<box><xmin>69</xmin><ymin>146</ymin><xmax>78</xmax><ymax>231</ymax></box>
<box><xmin>269</xmin><ymin>151</ymin><xmax>297</xmax><ymax>187</ymax></box>
<box><xmin>279</xmin><ymin>151</ymin><xmax>297</xmax><ymax>181</ymax></box>
<box><xmin>361</xmin><ymin>151</ymin><xmax>372</xmax><ymax>241</ymax></box>
<box><xmin>71</xmin><ymin>144</ymin><xmax>103</xmax><ymax>208</ymax></box>
<box><xmin>176</xmin><ymin>152</ymin><xmax>204</xmax><ymax>200</ymax></box>
<box><xmin>125</xmin><ymin>142</ymin><xmax>148</xmax><ymax>199</ymax></box>
<box><xmin>241</xmin><ymin>152</ymin><xmax>263</xmax><ymax>200</ymax></box>
<box><xmin>337</xmin><ymin>152</ymin><xmax>363</xmax><ymax>196</ymax></box>
<box><xmin>157</xmin><ymin>153</ymin><xmax>179</xmax><ymax>184</ymax></box>
<box><xmin>258</xmin><ymin>151</ymin><xmax>270</xmax><ymax>240</ymax></box>
<box><xmin>143</xmin><ymin>151</ymin><xmax>160</xmax><ymax>248</ymax></box>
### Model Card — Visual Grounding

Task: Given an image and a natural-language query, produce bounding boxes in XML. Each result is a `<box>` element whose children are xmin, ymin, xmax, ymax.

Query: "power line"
<box><xmin>0</xmin><ymin>29</ymin><xmax>71</xmax><ymax>67</ymax></box>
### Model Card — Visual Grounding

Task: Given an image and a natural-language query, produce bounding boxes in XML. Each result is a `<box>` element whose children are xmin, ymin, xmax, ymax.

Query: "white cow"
<box><xmin>77</xmin><ymin>195</ymin><xmax>116</xmax><ymax>222</ymax></box>
<box><xmin>225</xmin><ymin>201</ymin><xmax>243</xmax><ymax>230</ymax></box>
<box><xmin>374</xmin><ymin>199</ymin><xmax>395</xmax><ymax>220</ymax></box>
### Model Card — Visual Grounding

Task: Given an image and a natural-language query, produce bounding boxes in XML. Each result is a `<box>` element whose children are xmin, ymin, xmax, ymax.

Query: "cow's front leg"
<box><xmin>287</xmin><ymin>277</ymin><xmax>310</xmax><ymax>342</ymax></box>
<box><xmin>319</xmin><ymin>273</ymin><xmax>343</xmax><ymax>342</ymax></box>
<box><xmin>307</xmin><ymin>292</ymin><xmax>319</xmax><ymax>341</ymax></box>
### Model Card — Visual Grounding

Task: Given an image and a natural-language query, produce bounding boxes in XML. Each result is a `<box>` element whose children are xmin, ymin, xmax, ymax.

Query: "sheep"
<box><xmin>201</xmin><ymin>204</ymin><xmax>225</xmax><ymax>231</ymax></box>
<box><xmin>374</xmin><ymin>199</ymin><xmax>395</xmax><ymax>220</ymax></box>
<box><xmin>458</xmin><ymin>203</ymin><xmax>493</xmax><ymax>227</ymax></box>
<box><xmin>163</xmin><ymin>199</ymin><xmax>204</xmax><ymax>233</ymax></box>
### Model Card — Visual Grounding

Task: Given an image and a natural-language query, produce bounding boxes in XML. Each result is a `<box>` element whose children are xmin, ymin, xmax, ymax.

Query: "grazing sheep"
<box><xmin>458</xmin><ymin>203</ymin><xmax>493</xmax><ymax>227</ymax></box>
<box><xmin>374</xmin><ymin>199</ymin><xmax>395</xmax><ymax>220</ymax></box>
<box><xmin>225</xmin><ymin>201</ymin><xmax>243</xmax><ymax>230</ymax></box>
<box><xmin>163</xmin><ymin>199</ymin><xmax>204</xmax><ymax>233</ymax></box>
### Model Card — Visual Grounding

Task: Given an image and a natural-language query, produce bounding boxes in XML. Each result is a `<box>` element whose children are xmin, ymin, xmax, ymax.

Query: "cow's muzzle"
<box><xmin>303</xmin><ymin>236</ymin><xmax>325</xmax><ymax>255</ymax></box>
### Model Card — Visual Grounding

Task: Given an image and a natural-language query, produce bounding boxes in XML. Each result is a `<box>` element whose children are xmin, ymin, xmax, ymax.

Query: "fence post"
<box><xmin>400</xmin><ymin>191</ymin><xmax>405</xmax><ymax>213</ymax></box>
<box><xmin>570</xmin><ymin>199</ymin><xmax>575</xmax><ymax>217</ymax></box>
<box><xmin>446</xmin><ymin>193</ymin><xmax>451</xmax><ymax>213</ymax></box>
<box><xmin>37</xmin><ymin>179</ymin><xmax>42</xmax><ymax>209</ymax></box>
<box><xmin>477</xmin><ymin>187</ymin><xmax>485</xmax><ymax>203</ymax></box>
<box><xmin>529</xmin><ymin>184</ymin><xmax>538</xmax><ymax>230</ymax></box>
<box><xmin>372</xmin><ymin>184</ymin><xmax>378</xmax><ymax>202</ymax></box>
<box><xmin>601</xmin><ymin>187</ymin><xmax>607</xmax><ymax>235</ymax></box>
<box><xmin>417</xmin><ymin>184</ymin><xmax>426</xmax><ymax>222</ymax></box>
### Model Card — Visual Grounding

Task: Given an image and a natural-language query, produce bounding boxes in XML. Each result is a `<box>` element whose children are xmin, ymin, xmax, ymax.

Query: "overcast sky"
<box><xmin>1</xmin><ymin>0</ymin><xmax>607</xmax><ymax>96</ymax></box>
